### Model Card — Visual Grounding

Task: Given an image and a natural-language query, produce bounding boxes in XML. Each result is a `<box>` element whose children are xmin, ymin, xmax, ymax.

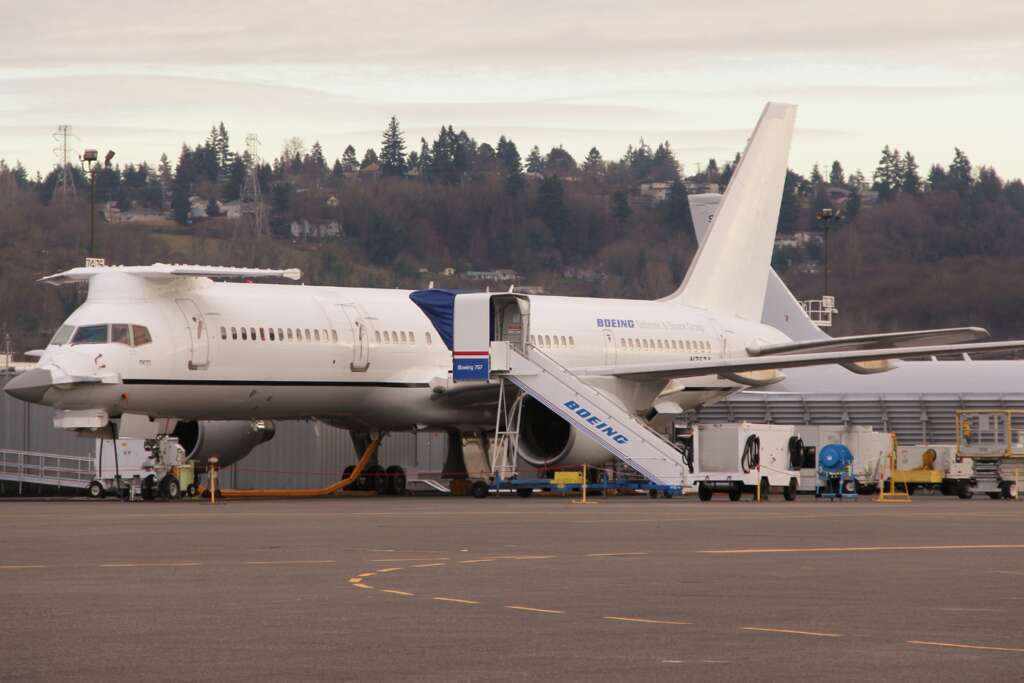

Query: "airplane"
<box><xmin>7</xmin><ymin>102</ymin><xmax>1024</xmax><ymax>477</ymax></box>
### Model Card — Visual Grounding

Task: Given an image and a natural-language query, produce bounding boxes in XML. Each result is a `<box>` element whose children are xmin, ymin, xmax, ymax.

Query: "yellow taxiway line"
<box><xmin>908</xmin><ymin>640</ymin><xmax>1024</xmax><ymax>653</ymax></box>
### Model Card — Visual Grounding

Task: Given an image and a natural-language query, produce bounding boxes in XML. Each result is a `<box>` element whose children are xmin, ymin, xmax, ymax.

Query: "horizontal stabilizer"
<box><xmin>573</xmin><ymin>338</ymin><xmax>1024</xmax><ymax>382</ymax></box>
<box><xmin>41</xmin><ymin>263</ymin><xmax>302</xmax><ymax>285</ymax></box>
<box><xmin>747</xmin><ymin>327</ymin><xmax>990</xmax><ymax>356</ymax></box>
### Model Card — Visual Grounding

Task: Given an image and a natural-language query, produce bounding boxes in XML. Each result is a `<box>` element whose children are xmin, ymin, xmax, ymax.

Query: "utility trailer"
<box><xmin>794</xmin><ymin>425</ymin><xmax>894</xmax><ymax>494</ymax></box>
<box><xmin>893</xmin><ymin>444</ymin><xmax>972</xmax><ymax>498</ymax></box>
<box><xmin>87</xmin><ymin>436</ymin><xmax>195</xmax><ymax>500</ymax></box>
<box><xmin>691</xmin><ymin>423</ymin><xmax>801</xmax><ymax>501</ymax></box>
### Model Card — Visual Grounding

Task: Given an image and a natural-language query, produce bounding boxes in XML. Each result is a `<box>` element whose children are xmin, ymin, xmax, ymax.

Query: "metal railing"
<box><xmin>0</xmin><ymin>449</ymin><xmax>95</xmax><ymax>489</ymax></box>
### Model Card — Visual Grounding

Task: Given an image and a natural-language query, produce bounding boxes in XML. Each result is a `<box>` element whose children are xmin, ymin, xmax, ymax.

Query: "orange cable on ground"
<box><xmin>217</xmin><ymin>435</ymin><xmax>383</xmax><ymax>499</ymax></box>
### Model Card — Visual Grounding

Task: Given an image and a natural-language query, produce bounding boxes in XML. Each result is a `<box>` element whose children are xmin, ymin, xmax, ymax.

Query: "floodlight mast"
<box><xmin>80</xmin><ymin>148</ymin><xmax>115</xmax><ymax>259</ymax></box>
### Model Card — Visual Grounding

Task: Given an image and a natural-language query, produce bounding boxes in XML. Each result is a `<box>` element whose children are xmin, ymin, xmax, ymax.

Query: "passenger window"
<box><xmin>620</xmin><ymin>338</ymin><xmax>626</xmax><ymax>348</ymax></box>
<box><xmin>656</xmin><ymin>339</ymin><xmax>663</xmax><ymax>351</ymax></box>
<box><xmin>409</xmin><ymin>331</ymin><xmax>415</xmax><ymax>344</ymax></box>
<box><xmin>569</xmin><ymin>336</ymin><xmax>575</xmax><ymax>347</ymax></box>
<box><xmin>304</xmin><ymin>329</ymin><xmax>311</xmax><ymax>342</ymax></box>
<box><xmin>220</xmin><ymin>326</ymin><xmax>227</xmax><ymax>340</ymax></box>
<box><xmin>331</xmin><ymin>330</ymin><xmax>338</xmax><ymax>343</ymax></box>
<box><xmin>111</xmin><ymin>324</ymin><xmax>131</xmax><ymax>345</ymax></box>
<box><xmin>375</xmin><ymin>331</ymin><xmax>381</xmax><ymax>344</ymax></box>
<box><xmin>627</xmin><ymin>339</ymin><xmax>634</xmax><ymax>349</ymax></box>
<box><xmin>231</xmin><ymin>327</ymin><xmax>238</xmax><ymax>340</ymax></box>
<box><xmin>250</xmin><ymin>327</ymin><xmax>256</xmax><ymax>341</ymax></box>
<box><xmin>259</xmin><ymin>328</ymin><xmax>266</xmax><ymax>341</ymax></box>
<box><xmin>72</xmin><ymin>324</ymin><xmax>109</xmax><ymax>345</ymax></box>
<box><xmin>560</xmin><ymin>335</ymin><xmax>567</xmax><ymax>347</ymax></box>
<box><xmin>49</xmin><ymin>325</ymin><xmax>75</xmax><ymax>346</ymax></box>
<box><xmin>268</xmin><ymin>328</ymin><xmax>274</xmax><ymax>341</ymax></box>
<box><xmin>278</xmin><ymin>328</ymin><xmax>284</xmax><ymax>342</ymax></box>
<box><xmin>241</xmin><ymin>328</ymin><xmax>248</xmax><ymax>340</ymax></box>
<box><xmin>426</xmin><ymin>332</ymin><xmax>432</xmax><ymax>345</ymax></box>
<box><xmin>314</xmin><ymin>329</ymin><xmax>321</xmax><ymax>342</ymax></box>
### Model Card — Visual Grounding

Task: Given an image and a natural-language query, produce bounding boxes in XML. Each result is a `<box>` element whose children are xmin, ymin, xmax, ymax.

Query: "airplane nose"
<box><xmin>4</xmin><ymin>368</ymin><xmax>55</xmax><ymax>404</ymax></box>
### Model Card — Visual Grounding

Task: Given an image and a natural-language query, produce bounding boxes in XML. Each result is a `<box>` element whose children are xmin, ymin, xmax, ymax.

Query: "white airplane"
<box><xmin>7</xmin><ymin>103</ymin><xmax>1022</xmax><ymax>473</ymax></box>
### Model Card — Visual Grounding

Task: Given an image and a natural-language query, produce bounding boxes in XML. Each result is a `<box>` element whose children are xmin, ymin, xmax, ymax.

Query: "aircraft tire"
<box><xmin>759</xmin><ymin>477</ymin><xmax>770</xmax><ymax>501</ymax></box>
<box><xmin>87</xmin><ymin>481</ymin><xmax>105</xmax><ymax>499</ymax></box>
<box><xmin>471</xmin><ymin>480</ymin><xmax>489</xmax><ymax>499</ymax></box>
<box><xmin>697</xmin><ymin>483</ymin><xmax>713</xmax><ymax>501</ymax></box>
<box><xmin>728</xmin><ymin>484</ymin><xmax>742</xmax><ymax>502</ymax></box>
<box><xmin>783</xmin><ymin>478</ymin><xmax>798</xmax><ymax>501</ymax></box>
<box><xmin>386</xmin><ymin>466</ymin><xmax>406</xmax><ymax>495</ymax></box>
<box><xmin>161</xmin><ymin>475</ymin><xmax>181</xmax><ymax>500</ymax></box>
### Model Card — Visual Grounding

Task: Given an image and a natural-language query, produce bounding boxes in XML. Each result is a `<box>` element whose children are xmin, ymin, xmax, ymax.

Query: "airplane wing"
<box><xmin>746</xmin><ymin>327</ymin><xmax>989</xmax><ymax>356</ymax></box>
<box><xmin>40</xmin><ymin>263</ymin><xmax>302</xmax><ymax>285</ymax></box>
<box><xmin>572</xmin><ymin>339</ymin><xmax>1024</xmax><ymax>382</ymax></box>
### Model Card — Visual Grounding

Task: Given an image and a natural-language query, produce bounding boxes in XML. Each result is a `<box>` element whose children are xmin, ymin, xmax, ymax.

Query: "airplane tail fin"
<box><xmin>662</xmin><ymin>102</ymin><xmax>796</xmax><ymax>321</ymax></box>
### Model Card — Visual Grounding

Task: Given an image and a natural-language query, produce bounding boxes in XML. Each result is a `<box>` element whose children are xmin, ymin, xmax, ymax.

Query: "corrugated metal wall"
<box><xmin>1</xmin><ymin>374</ymin><xmax>449</xmax><ymax>490</ymax></box>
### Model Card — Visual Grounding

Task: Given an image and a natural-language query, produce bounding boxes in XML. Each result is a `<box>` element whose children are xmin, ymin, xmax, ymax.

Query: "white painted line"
<box><xmin>703</xmin><ymin>544</ymin><xmax>1024</xmax><ymax>555</ymax></box>
<box><xmin>370</xmin><ymin>558</ymin><xmax>448</xmax><ymax>562</ymax></box>
<box><xmin>605</xmin><ymin>616</ymin><xmax>690</xmax><ymax>625</ymax></box>
<box><xmin>433</xmin><ymin>597</ymin><xmax>480</xmax><ymax>605</ymax></box>
<box><xmin>587</xmin><ymin>552</ymin><xmax>649</xmax><ymax>557</ymax></box>
<box><xmin>357</xmin><ymin>572</ymin><xmax>377</xmax><ymax>577</ymax></box>
<box><xmin>459</xmin><ymin>559</ymin><xmax>495</xmax><ymax>564</ymax></box>
<box><xmin>0</xmin><ymin>565</ymin><xmax>48</xmax><ymax>570</ymax></box>
<box><xmin>411</xmin><ymin>562</ymin><xmax>447</xmax><ymax>568</ymax></box>
<box><xmin>742</xmin><ymin>627</ymin><xmax>841</xmax><ymax>638</ymax></box>
<box><xmin>243</xmin><ymin>560</ymin><xmax>336</xmax><ymax>565</ymax></box>
<box><xmin>99</xmin><ymin>562</ymin><xmax>201</xmax><ymax>568</ymax></box>
<box><xmin>506</xmin><ymin>606</ymin><xmax>565</xmax><ymax>614</ymax></box>
<box><xmin>353</xmin><ymin>583</ymin><xmax>373</xmax><ymax>589</ymax></box>
<box><xmin>376</xmin><ymin>567</ymin><xmax>402</xmax><ymax>573</ymax></box>
<box><xmin>380</xmin><ymin>589</ymin><xmax>415</xmax><ymax>597</ymax></box>
<box><xmin>908</xmin><ymin>640</ymin><xmax>1024</xmax><ymax>653</ymax></box>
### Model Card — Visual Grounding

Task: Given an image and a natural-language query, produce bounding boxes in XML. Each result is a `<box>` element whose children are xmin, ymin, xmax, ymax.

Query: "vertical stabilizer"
<box><xmin>662</xmin><ymin>102</ymin><xmax>796</xmax><ymax>321</ymax></box>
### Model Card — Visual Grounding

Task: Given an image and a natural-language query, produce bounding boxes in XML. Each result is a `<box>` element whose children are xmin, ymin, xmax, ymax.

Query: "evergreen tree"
<box><xmin>332</xmin><ymin>158</ymin><xmax>344</xmax><ymax>178</ymax></box>
<box><xmin>829</xmin><ymin>160</ymin><xmax>845</xmax><ymax>187</ymax></box>
<box><xmin>777</xmin><ymin>169</ymin><xmax>802</xmax><ymax>232</ymax></box>
<box><xmin>525</xmin><ymin>146</ymin><xmax>545</xmax><ymax>174</ymax></box>
<box><xmin>810</xmin><ymin>163</ymin><xmax>824</xmax><ymax>185</ymax></box>
<box><xmin>872</xmin><ymin>145</ymin><xmax>901</xmax><ymax>201</ymax></box>
<box><xmin>611</xmin><ymin>191</ymin><xmax>631</xmax><ymax>223</ymax></box>
<box><xmin>536</xmin><ymin>175</ymin><xmax>568</xmax><ymax>233</ymax></box>
<box><xmin>406</xmin><ymin>150</ymin><xmax>420</xmax><ymax>172</ymax></box>
<box><xmin>719</xmin><ymin>152</ymin><xmax>741</xmax><ymax>189</ymax></box>
<box><xmin>496</xmin><ymin>136</ymin><xmax>523</xmax><ymax>194</ymax></box>
<box><xmin>661</xmin><ymin>180</ymin><xmax>693</xmax><ymax>234</ymax></box>
<box><xmin>341</xmin><ymin>145</ymin><xmax>359</xmax><ymax>173</ymax></box>
<box><xmin>545</xmin><ymin>146</ymin><xmax>577</xmax><ymax>176</ymax></box>
<box><xmin>581</xmin><ymin>147</ymin><xmax>604</xmax><ymax>177</ymax></box>
<box><xmin>705</xmin><ymin>157</ymin><xmax>720</xmax><ymax>181</ymax></box>
<box><xmin>927</xmin><ymin>164</ymin><xmax>948</xmax><ymax>191</ymax></box>
<box><xmin>380</xmin><ymin>116</ymin><xmax>407</xmax><ymax>177</ymax></box>
<box><xmin>651</xmin><ymin>143</ymin><xmax>680</xmax><ymax>182</ymax></box>
<box><xmin>307</xmin><ymin>141</ymin><xmax>327</xmax><ymax>175</ymax></box>
<box><xmin>844</xmin><ymin>190</ymin><xmax>862</xmax><ymax>220</ymax></box>
<box><xmin>948</xmin><ymin>147</ymin><xmax>973</xmax><ymax>192</ymax></box>
<box><xmin>901</xmin><ymin>151</ymin><xmax>921</xmax><ymax>194</ymax></box>
<box><xmin>361</xmin><ymin>148</ymin><xmax>379</xmax><ymax>169</ymax></box>
<box><xmin>418</xmin><ymin>138</ymin><xmax>433</xmax><ymax>171</ymax></box>
<box><xmin>223</xmin><ymin>156</ymin><xmax>247</xmax><ymax>201</ymax></box>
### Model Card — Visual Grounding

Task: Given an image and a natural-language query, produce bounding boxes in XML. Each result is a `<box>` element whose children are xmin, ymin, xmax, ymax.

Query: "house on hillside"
<box><xmin>775</xmin><ymin>231</ymin><xmax>822</xmax><ymax>249</ymax></box>
<box><xmin>290</xmin><ymin>219</ymin><xmax>342</xmax><ymax>239</ymax></box>
<box><xmin>638</xmin><ymin>181</ymin><xmax>673</xmax><ymax>203</ymax></box>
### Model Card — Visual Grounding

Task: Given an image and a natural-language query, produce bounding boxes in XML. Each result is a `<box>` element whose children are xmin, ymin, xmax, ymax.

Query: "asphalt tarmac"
<box><xmin>2</xmin><ymin>494</ymin><xmax>1023</xmax><ymax>681</ymax></box>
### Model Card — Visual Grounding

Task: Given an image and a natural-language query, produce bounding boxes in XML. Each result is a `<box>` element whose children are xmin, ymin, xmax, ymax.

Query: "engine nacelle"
<box><xmin>172</xmin><ymin>419</ymin><xmax>275</xmax><ymax>468</ymax></box>
<box><xmin>517</xmin><ymin>396</ymin><xmax>613</xmax><ymax>468</ymax></box>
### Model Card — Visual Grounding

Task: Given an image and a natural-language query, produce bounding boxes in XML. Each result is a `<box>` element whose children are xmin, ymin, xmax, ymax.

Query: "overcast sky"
<box><xmin>2</xmin><ymin>0</ymin><xmax>1022</xmax><ymax>179</ymax></box>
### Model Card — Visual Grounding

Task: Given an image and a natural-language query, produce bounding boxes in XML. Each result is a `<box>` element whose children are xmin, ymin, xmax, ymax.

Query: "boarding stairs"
<box><xmin>488</xmin><ymin>342</ymin><xmax>689</xmax><ymax>487</ymax></box>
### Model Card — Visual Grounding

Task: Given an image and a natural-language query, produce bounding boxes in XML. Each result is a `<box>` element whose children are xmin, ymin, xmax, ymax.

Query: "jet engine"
<box><xmin>517</xmin><ymin>396</ymin><xmax>612</xmax><ymax>468</ymax></box>
<box><xmin>171</xmin><ymin>419</ymin><xmax>276</xmax><ymax>468</ymax></box>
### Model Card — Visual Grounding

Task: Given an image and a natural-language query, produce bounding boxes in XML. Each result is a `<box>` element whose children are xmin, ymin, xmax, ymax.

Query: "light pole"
<box><xmin>80</xmin><ymin>148</ymin><xmax>115</xmax><ymax>259</ymax></box>
<box><xmin>816</xmin><ymin>207</ymin><xmax>841</xmax><ymax>296</ymax></box>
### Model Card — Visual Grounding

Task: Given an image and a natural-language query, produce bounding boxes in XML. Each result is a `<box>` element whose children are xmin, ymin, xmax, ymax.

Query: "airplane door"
<box><xmin>175</xmin><ymin>299</ymin><xmax>210</xmax><ymax>370</ymax></box>
<box><xmin>603</xmin><ymin>329</ymin><xmax>616</xmax><ymax>365</ymax></box>
<box><xmin>339</xmin><ymin>304</ymin><xmax>371</xmax><ymax>372</ymax></box>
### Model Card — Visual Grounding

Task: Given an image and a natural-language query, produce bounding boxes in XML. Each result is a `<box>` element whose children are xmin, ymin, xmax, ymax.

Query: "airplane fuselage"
<box><xmin>31</xmin><ymin>272</ymin><xmax>787</xmax><ymax>431</ymax></box>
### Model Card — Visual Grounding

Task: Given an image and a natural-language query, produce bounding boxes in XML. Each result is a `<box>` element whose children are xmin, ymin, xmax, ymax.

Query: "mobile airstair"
<box><xmin>412</xmin><ymin>291</ymin><xmax>688</xmax><ymax>492</ymax></box>
<box><xmin>0</xmin><ymin>449</ymin><xmax>95</xmax><ymax>493</ymax></box>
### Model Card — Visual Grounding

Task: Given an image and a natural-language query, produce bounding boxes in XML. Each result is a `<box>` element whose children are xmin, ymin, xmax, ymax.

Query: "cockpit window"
<box><xmin>111</xmin><ymin>324</ymin><xmax>131</xmax><ymax>345</ymax></box>
<box><xmin>71</xmin><ymin>324</ymin><xmax>109</xmax><ymax>345</ymax></box>
<box><xmin>131</xmin><ymin>325</ymin><xmax>152</xmax><ymax>347</ymax></box>
<box><xmin>49</xmin><ymin>325</ymin><xmax>74</xmax><ymax>346</ymax></box>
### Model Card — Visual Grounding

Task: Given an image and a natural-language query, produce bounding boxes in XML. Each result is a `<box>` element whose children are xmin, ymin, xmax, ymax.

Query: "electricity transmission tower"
<box><xmin>52</xmin><ymin>125</ymin><xmax>78</xmax><ymax>202</ymax></box>
<box><xmin>238</xmin><ymin>134</ymin><xmax>269</xmax><ymax>239</ymax></box>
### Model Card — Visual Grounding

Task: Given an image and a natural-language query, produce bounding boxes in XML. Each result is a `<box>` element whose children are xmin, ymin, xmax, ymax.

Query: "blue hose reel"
<box><xmin>816</xmin><ymin>444</ymin><xmax>857</xmax><ymax>500</ymax></box>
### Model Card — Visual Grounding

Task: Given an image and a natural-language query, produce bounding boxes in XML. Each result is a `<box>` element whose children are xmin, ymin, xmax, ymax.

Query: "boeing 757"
<box><xmin>7</xmin><ymin>103</ymin><xmax>1022</xmax><ymax>471</ymax></box>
